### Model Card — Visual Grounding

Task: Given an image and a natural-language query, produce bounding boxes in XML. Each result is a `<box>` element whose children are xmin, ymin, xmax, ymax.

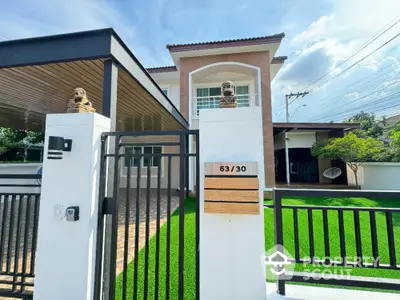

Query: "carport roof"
<box><xmin>0</xmin><ymin>28</ymin><xmax>188</xmax><ymax>131</ymax></box>
<box><xmin>273</xmin><ymin>122</ymin><xmax>360</xmax><ymax>135</ymax></box>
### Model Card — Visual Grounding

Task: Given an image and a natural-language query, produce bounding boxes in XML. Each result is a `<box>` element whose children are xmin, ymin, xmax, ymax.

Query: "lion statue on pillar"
<box><xmin>67</xmin><ymin>88</ymin><xmax>96</xmax><ymax>113</ymax></box>
<box><xmin>220</xmin><ymin>81</ymin><xmax>237</xmax><ymax>108</ymax></box>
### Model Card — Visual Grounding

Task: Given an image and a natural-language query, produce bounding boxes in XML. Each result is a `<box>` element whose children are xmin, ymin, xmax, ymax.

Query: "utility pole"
<box><xmin>285</xmin><ymin>92</ymin><xmax>309</xmax><ymax>122</ymax></box>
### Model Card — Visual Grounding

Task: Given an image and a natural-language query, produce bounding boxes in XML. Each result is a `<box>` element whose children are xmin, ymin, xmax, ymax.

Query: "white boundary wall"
<box><xmin>347</xmin><ymin>162</ymin><xmax>400</xmax><ymax>190</ymax></box>
<box><xmin>0</xmin><ymin>163</ymin><xmax>42</xmax><ymax>194</ymax></box>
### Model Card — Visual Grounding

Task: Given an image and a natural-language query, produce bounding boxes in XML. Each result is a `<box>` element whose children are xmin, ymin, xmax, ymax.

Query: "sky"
<box><xmin>0</xmin><ymin>0</ymin><xmax>399</xmax><ymax>122</ymax></box>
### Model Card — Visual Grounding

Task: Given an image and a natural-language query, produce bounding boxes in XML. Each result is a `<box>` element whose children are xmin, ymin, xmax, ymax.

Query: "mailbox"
<box><xmin>204</xmin><ymin>162</ymin><xmax>260</xmax><ymax>215</ymax></box>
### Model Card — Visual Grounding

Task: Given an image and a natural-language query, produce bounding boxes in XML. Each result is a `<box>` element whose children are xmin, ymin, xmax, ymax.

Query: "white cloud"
<box><xmin>291</xmin><ymin>15</ymin><xmax>334</xmax><ymax>45</ymax></box>
<box><xmin>0</xmin><ymin>0</ymin><xmax>162</xmax><ymax>66</ymax></box>
<box><xmin>345</xmin><ymin>92</ymin><xmax>359</xmax><ymax>100</ymax></box>
<box><xmin>272</xmin><ymin>0</ymin><xmax>400</xmax><ymax>121</ymax></box>
<box><xmin>376</xmin><ymin>79</ymin><xmax>400</xmax><ymax>90</ymax></box>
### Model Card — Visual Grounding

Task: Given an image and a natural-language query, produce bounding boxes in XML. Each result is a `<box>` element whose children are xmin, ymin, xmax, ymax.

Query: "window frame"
<box><xmin>124</xmin><ymin>146</ymin><xmax>163</xmax><ymax>168</ymax></box>
<box><xmin>194</xmin><ymin>84</ymin><xmax>250</xmax><ymax>116</ymax></box>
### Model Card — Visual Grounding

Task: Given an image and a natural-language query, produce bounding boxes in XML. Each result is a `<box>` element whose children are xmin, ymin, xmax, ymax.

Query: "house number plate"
<box><xmin>204</xmin><ymin>162</ymin><xmax>258</xmax><ymax>176</ymax></box>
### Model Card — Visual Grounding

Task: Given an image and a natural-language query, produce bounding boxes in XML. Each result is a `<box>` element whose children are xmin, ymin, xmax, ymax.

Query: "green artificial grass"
<box><xmin>264</xmin><ymin>196</ymin><xmax>400</xmax><ymax>280</ymax></box>
<box><xmin>116</xmin><ymin>196</ymin><xmax>400</xmax><ymax>299</ymax></box>
<box><xmin>115</xmin><ymin>198</ymin><xmax>197</xmax><ymax>300</ymax></box>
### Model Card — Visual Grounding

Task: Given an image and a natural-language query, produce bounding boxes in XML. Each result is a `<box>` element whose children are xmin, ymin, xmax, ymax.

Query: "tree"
<box><xmin>311</xmin><ymin>132</ymin><xmax>384</xmax><ymax>186</ymax></box>
<box><xmin>389</xmin><ymin>121</ymin><xmax>400</xmax><ymax>148</ymax></box>
<box><xmin>378</xmin><ymin>121</ymin><xmax>400</xmax><ymax>162</ymax></box>
<box><xmin>0</xmin><ymin>128</ymin><xmax>44</xmax><ymax>161</ymax></box>
<box><xmin>345</xmin><ymin>111</ymin><xmax>387</xmax><ymax>139</ymax></box>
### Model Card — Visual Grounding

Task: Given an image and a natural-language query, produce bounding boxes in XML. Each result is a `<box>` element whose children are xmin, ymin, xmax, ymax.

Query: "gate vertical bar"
<box><xmin>21</xmin><ymin>196</ymin><xmax>32</xmax><ymax>292</ymax></box>
<box><xmin>102</xmin><ymin>59</ymin><xmax>119</xmax><ymax>300</ymax></box>
<box><xmin>386</xmin><ymin>211</ymin><xmax>396</xmax><ymax>267</ymax></box>
<box><xmin>133</xmin><ymin>157</ymin><xmax>142</xmax><ymax>300</ymax></box>
<box><xmin>185</xmin><ymin>133</ymin><xmax>190</xmax><ymax>198</ymax></box>
<box><xmin>12</xmin><ymin>195</ymin><xmax>24</xmax><ymax>292</ymax></box>
<box><xmin>293</xmin><ymin>208</ymin><xmax>300</xmax><ymax>261</ymax></box>
<box><xmin>0</xmin><ymin>196</ymin><xmax>9</xmax><ymax>271</ymax></box>
<box><xmin>165</xmin><ymin>156</ymin><xmax>172</xmax><ymax>300</ymax></box>
<box><xmin>30</xmin><ymin>195</ymin><xmax>40</xmax><ymax>275</ymax></box>
<box><xmin>6</xmin><ymin>196</ymin><xmax>16</xmax><ymax>273</ymax></box>
<box><xmin>143</xmin><ymin>163</ymin><xmax>151</xmax><ymax>299</ymax></box>
<box><xmin>338</xmin><ymin>210</ymin><xmax>346</xmax><ymax>265</ymax></box>
<box><xmin>154</xmin><ymin>158</ymin><xmax>162</xmax><ymax>300</ymax></box>
<box><xmin>195</xmin><ymin>131</ymin><xmax>200</xmax><ymax>300</ymax></box>
<box><xmin>94</xmin><ymin>135</ymin><xmax>108</xmax><ymax>300</ymax></box>
<box><xmin>308</xmin><ymin>209</ymin><xmax>315</xmax><ymax>262</ymax></box>
<box><xmin>108</xmin><ymin>135</ymin><xmax>121</xmax><ymax>300</ymax></box>
<box><xmin>369</xmin><ymin>211</ymin><xmax>379</xmax><ymax>266</ymax></box>
<box><xmin>178</xmin><ymin>133</ymin><xmax>185</xmax><ymax>300</ymax></box>
<box><xmin>273</xmin><ymin>190</ymin><xmax>285</xmax><ymax>295</ymax></box>
<box><xmin>122</xmin><ymin>153</ymin><xmax>132</xmax><ymax>300</ymax></box>
<box><xmin>354</xmin><ymin>211</ymin><xmax>363</xmax><ymax>265</ymax></box>
<box><xmin>322</xmin><ymin>209</ymin><xmax>330</xmax><ymax>263</ymax></box>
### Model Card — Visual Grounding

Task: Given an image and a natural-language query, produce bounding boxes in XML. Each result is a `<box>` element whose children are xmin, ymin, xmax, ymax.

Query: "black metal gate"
<box><xmin>95</xmin><ymin>130</ymin><xmax>199</xmax><ymax>300</ymax></box>
<box><xmin>0</xmin><ymin>174</ymin><xmax>41</xmax><ymax>300</ymax></box>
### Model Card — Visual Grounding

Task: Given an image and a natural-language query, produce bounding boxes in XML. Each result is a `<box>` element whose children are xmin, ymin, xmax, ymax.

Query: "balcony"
<box><xmin>192</xmin><ymin>94</ymin><xmax>256</xmax><ymax>118</ymax></box>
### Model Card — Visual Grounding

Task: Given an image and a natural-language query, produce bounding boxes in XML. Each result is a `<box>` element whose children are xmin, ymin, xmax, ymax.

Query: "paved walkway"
<box><xmin>115</xmin><ymin>188</ymin><xmax>179</xmax><ymax>274</ymax></box>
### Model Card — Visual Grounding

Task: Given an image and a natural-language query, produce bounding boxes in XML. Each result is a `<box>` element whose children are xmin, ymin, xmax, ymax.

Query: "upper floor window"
<box><xmin>195</xmin><ymin>85</ymin><xmax>250</xmax><ymax>116</ymax></box>
<box><xmin>124</xmin><ymin>146</ymin><xmax>162</xmax><ymax>168</ymax></box>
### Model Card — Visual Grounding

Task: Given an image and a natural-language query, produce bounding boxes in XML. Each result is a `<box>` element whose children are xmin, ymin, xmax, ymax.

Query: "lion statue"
<box><xmin>220</xmin><ymin>81</ymin><xmax>237</xmax><ymax>108</ymax></box>
<box><xmin>67</xmin><ymin>88</ymin><xmax>96</xmax><ymax>113</ymax></box>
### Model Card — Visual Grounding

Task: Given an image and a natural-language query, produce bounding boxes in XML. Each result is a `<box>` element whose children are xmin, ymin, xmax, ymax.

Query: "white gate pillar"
<box><xmin>199</xmin><ymin>107</ymin><xmax>266</xmax><ymax>300</ymax></box>
<box><xmin>34</xmin><ymin>113</ymin><xmax>110</xmax><ymax>300</ymax></box>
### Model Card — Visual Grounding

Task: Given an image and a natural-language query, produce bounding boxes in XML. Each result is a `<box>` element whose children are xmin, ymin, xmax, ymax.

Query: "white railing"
<box><xmin>193</xmin><ymin>94</ymin><xmax>256</xmax><ymax>117</ymax></box>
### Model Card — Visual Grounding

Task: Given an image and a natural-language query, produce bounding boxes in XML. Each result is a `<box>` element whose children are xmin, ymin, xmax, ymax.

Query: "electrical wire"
<box><xmin>312</xmin><ymin>91</ymin><xmax>400</xmax><ymax>121</ymax></box>
<box><xmin>304</xmin><ymin>66</ymin><xmax>400</xmax><ymax>116</ymax></box>
<box><xmin>309</xmin><ymin>32</ymin><xmax>400</xmax><ymax>92</ymax></box>
<box><xmin>297</xmin><ymin>16</ymin><xmax>400</xmax><ymax>93</ymax></box>
<box><xmin>311</xmin><ymin>89</ymin><xmax>400</xmax><ymax>121</ymax></box>
<box><xmin>275</xmin><ymin>62</ymin><xmax>399</xmax><ymax>112</ymax></box>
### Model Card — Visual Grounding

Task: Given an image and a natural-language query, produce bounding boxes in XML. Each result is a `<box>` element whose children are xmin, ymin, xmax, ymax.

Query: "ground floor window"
<box><xmin>124</xmin><ymin>146</ymin><xmax>162</xmax><ymax>168</ymax></box>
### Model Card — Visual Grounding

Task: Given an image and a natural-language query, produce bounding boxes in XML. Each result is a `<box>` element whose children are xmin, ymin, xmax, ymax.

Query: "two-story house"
<box><xmin>146</xmin><ymin>34</ymin><xmax>288</xmax><ymax>191</ymax></box>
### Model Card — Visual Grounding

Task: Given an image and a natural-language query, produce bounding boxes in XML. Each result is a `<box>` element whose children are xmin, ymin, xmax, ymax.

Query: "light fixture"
<box><xmin>47</xmin><ymin>136</ymin><xmax>72</xmax><ymax>160</ymax></box>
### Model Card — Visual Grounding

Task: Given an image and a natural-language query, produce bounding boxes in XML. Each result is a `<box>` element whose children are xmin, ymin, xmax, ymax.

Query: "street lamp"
<box><xmin>290</xmin><ymin>104</ymin><xmax>307</xmax><ymax>121</ymax></box>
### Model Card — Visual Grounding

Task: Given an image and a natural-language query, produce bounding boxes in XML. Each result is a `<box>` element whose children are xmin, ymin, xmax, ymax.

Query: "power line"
<box><xmin>275</xmin><ymin>47</ymin><xmax>400</xmax><ymax>113</ymax></box>
<box><xmin>309</xmin><ymin>32</ymin><xmax>400</xmax><ymax>92</ymax></box>
<box><xmin>315</xmin><ymin>90</ymin><xmax>400</xmax><ymax>120</ymax></box>
<box><xmin>298</xmin><ymin>16</ymin><xmax>400</xmax><ymax>93</ymax></box>
<box><xmin>275</xmin><ymin>17</ymin><xmax>400</xmax><ymax>117</ymax></box>
<box><xmin>334</xmin><ymin>100</ymin><xmax>400</xmax><ymax>122</ymax></box>
<box><xmin>311</xmin><ymin>90</ymin><xmax>398</xmax><ymax>122</ymax></box>
<box><xmin>313</xmin><ymin>91</ymin><xmax>400</xmax><ymax>121</ymax></box>
<box><xmin>304</xmin><ymin>65</ymin><xmax>400</xmax><ymax>116</ymax></box>
<box><xmin>314</xmin><ymin>63</ymin><xmax>399</xmax><ymax>103</ymax></box>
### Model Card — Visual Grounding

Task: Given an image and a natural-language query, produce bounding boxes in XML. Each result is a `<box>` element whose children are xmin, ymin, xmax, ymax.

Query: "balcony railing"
<box><xmin>193</xmin><ymin>94</ymin><xmax>256</xmax><ymax>117</ymax></box>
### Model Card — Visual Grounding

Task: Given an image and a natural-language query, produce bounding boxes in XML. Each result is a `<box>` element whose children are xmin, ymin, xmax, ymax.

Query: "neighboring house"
<box><xmin>142</xmin><ymin>34</ymin><xmax>287</xmax><ymax>191</ymax></box>
<box><xmin>273</xmin><ymin>122</ymin><xmax>359</xmax><ymax>186</ymax></box>
<box><xmin>386</xmin><ymin>114</ymin><xmax>400</xmax><ymax>127</ymax></box>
